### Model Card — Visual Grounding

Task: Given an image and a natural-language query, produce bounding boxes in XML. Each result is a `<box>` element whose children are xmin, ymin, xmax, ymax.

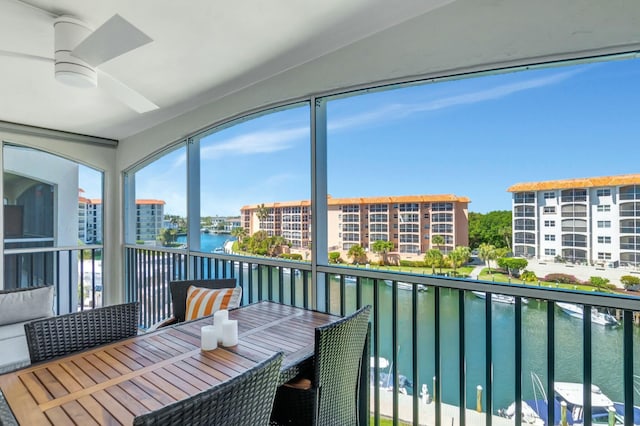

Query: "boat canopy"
<box><xmin>555</xmin><ymin>382</ymin><xmax>614</xmax><ymax>408</ymax></box>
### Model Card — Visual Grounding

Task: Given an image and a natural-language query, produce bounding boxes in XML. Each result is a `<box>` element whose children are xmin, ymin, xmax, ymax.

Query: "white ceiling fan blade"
<box><xmin>98</xmin><ymin>70</ymin><xmax>158</xmax><ymax>113</ymax></box>
<box><xmin>72</xmin><ymin>14</ymin><xmax>152</xmax><ymax>67</ymax></box>
<box><xmin>0</xmin><ymin>49</ymin><xmax>53</xmax><ymax>64</ymax></box>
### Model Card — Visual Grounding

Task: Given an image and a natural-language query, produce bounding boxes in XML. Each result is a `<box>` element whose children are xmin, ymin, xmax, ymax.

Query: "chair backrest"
<box><xmin>133</xmin><ymin>351</ymin><xmax>284</xmax><ymax>426</ymax></box>
<box><xmin>24</xmin><ymin>302</ymin><xmax>139</xmax><ymax>363</ymax></box>
<box><xmin>314</xmin><ymin>305</ymin><xmax>371</xmax><ymax>426</ymax></box>
<box><xmin>169</xmin><ymin>279</ymin><xmax>237</xmax><ymax>323</ymax></box>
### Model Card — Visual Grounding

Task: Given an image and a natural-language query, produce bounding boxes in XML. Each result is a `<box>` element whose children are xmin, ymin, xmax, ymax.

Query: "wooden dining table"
<box><xmin>0</xmin><ymin>301</ymin><xmax>341</xmax><ymax>425</ymax></box>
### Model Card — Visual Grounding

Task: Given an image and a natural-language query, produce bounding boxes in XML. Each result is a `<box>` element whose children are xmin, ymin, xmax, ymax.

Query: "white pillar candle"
<box><xmin>221</xmin><ymin>319</ymin><xmax>238</xmax><ymax>347</ymax></box>
<box><xmin>213</xmin><ymin>309</ymin><xmax>228</xmax><ymax>324</ymax></box>
<box><xmin>213</xmin><ymin>309</ymin><xmax>229</xmax><ymax>343</ymax></box>
<box><xmin>201</xmin><ymin>325</ymin><xmax>217</xmax><ymax>351</ymax></box>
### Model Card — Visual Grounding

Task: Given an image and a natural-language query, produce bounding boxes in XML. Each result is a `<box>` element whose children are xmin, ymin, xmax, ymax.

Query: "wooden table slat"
<box><xmin>76</xmin><ymin>395</ymin><xmax>119</xmax><ymax>425</ymax></box>
<box><xmin>60</xmin><ymin>400</ymin><xmax>99</xmax><ymax>426</ymax></box>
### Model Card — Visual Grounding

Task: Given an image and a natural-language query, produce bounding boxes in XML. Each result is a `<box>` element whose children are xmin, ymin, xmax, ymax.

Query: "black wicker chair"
<box><xmin>133</xmin><ymin>351</ymin><xmax>284</xmax><ymax>426</ymax></box>
<box><xmin>24</xmin><ymin>302</ymin><xmax>139</xmax><ymax>363</ymax></box>
<box><xmin>270</xmin><ymin>305</ymin><xmax>372</xmax><ymax>426</ymax></box>
<box><xmin>150</xmin><ymin>278</ymin><xmax>238</xmax><ymax>329</ymax></box>
<box><xmin>0</xmin><ymin>389</ymin><xmax>18</xmax><ymax>426</ymax></box>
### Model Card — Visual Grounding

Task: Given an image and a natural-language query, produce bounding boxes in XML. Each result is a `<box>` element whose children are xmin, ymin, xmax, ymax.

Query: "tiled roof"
<box><xmin>241</xmin><ymin>194</ymin><xmax>470</xmax><ymax>210</ymax></box>
<box><xmin>136</xmin><ymin>199</ymin><xmax>166</xmax><ymax>205</ymax></box>
<box><xmin>507</xmin><ymin>173</ymin><xmax>640</xmax><ymax>192</ymax></box>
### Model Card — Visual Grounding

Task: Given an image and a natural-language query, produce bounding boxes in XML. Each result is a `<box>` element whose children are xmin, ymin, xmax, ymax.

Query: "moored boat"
<box><xmin>556</xmin><ymin>302</ymin><xmax>619</xmax><ymax>326</ymax></box>
<box><xmin>472</xmin><ymin>290</ymin><xmax>528</xmax><ymax>305</ymax></box>
<box><xmin>499</xmin><ymin>375</ymin><xmax>640</xmax><ymax>425</ymax></box>
<box><xmin>384</xmin><ymin>280</ymin><xmax>427</xmax><ymax>292</ymax></box>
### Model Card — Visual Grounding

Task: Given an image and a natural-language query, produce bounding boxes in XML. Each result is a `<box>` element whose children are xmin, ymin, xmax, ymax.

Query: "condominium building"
<box><xmin>79</xmin><ymin>198</ymin><xmax>164</xmax><ymax>244</ymax></box>
<box><xmin>507</xmin><ymin>174</ymin><xmax>640</xmax><ymax>266</ymax></box>
<box><xmin>240</xmin><ymin>194</ymin><xmax>469</xmax><ymax>257</ymax></box>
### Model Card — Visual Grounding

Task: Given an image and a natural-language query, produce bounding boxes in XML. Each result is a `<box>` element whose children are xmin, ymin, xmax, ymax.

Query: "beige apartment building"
<box><xmin>508</xmin><ymin>173</ymin><xmax>640</xmax><ymax>266</ymax></box>
<box><xmin>241</xmin><ymin>194</ymin><xmax>469</xmax><ymax>259</ymax></box>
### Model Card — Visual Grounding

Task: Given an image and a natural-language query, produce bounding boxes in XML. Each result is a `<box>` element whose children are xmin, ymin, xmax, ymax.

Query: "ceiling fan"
<box><xmin>0</xmin><ymin>1</ymin><xmax>158</xmax><ymax>113</ymax></box>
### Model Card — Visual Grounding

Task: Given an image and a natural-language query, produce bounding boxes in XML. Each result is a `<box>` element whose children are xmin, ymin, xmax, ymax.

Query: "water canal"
<box><xmin>190</xmin><ymin>233</ymin><xmax>640</xmax><ymax>412</ymax></box>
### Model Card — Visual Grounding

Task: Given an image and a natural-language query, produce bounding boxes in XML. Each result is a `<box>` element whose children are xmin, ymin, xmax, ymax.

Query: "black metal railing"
<box><xmin>3</xmin><ymin>245</ymin><xmax>104</xmax><ymax>314</ymax></box>
<box><xmin>124</xmin><ymin>244</ymin><xmax>639</xmax><ymax>426</ymax></box>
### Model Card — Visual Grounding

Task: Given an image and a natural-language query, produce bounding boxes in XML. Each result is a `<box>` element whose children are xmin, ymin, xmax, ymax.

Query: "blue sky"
<box><xmin>128</xmin><ymin>57</ymin><xmax>639</xmax><ymax>217</ymax></box>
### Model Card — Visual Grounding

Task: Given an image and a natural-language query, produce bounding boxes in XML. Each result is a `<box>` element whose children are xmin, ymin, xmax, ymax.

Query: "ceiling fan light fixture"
<box><xmin>54</xmin><ymin>16</ymin><xmax>97</xmax><ymax>88</ymax></box>
<box><xmin>55</xmin><ymin>69</ymin><xmax>97</xmax><ymax>88</ymax></box>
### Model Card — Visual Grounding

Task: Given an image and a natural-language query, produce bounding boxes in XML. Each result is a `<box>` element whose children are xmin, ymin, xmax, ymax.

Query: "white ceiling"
<box><xmin>1</xmin><ymin>0</ymin><xmax>639</xmax><ymax>141</ymax></box>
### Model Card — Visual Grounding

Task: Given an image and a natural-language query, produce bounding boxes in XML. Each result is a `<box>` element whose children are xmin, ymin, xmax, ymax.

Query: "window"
<box><xmin>399</xmin><ymin>203</ymin><xmax>419</xmax><ymax>212</ymax></box>
<box><xmin>399</xmin><ymin>245</ymin><xmax>420</xmax><ymax>254</ymax></box>
<box><xmin>543</xmin><ymin>192</ymin><xmax>556</xmax><ymax>199</ymax></box>
<box><xmin>514</xmin><ymin>192</ymin><xmax>535</xmax><ymax>203</ymax></box>
<box><xmin>370</xmin><ymin>204</ymin><xmax>388</xmax><ymax>212</ymax></box>
<box><xmin>370</xmin><ymin>233</ymin><xmax>388</xmax><ymax>241</ymax></box>
<box><xmin>4</xmin><ymin>144</ymin><xmax>104</xmax><ymax>301</ymax></box>
<box><xmin>399</xmin><ymin>234</ymin><xmax>419</xmax><ymax>243</ymax></box>
<box><xmin>432</xmin><ymin>213</ymin><xmax>453</xmax><ymax>222</ymax></box>
<box><xmin>343</xmin><ymin>214</ymin><xmax>359</xmax><ymax>223</ymax></box>
<box><xmin>399</xmin><ymin>213</ymin><xmax>419</xmax><ymax>222</ymax></box>
<box><xmin>544</xmin><ymin>234</ymin><xmax>556</xmax><ymax>241</ymax></box>
<box><xmin>544</xmin><ymin>248</ymin><xmax>556</xmax><ymax>256</ymax></box>
<box><xmin>596</xmin><ymin>188</ymin><xmax>611</xmax><ymax>197</ymax></box>
<box><xmin>432</xmin><ymin>202</ymin><xmax>453</xmax><ymax>211</ymax></box>
<box><xmin>597</xmin><ymin>236</ymin><xmax>612</xmax><ymax>244</ymax></box>
<box><xmin>543</xmin><ymin>206</ymin><xmax>556</xmax><ymax>214</ymax></box>
<box><xmin>597</xmin><ymin>252</ymin><xmax>612</xmax><ymax>260</ymax></box>
<box><xmin>197</xmin><ymin>104</ymin><xmax>310</xmax><ymax>252</ymax></box>
<box><xmin>370</xmin><ymin>224</ymin><xmax>388</xmax><ymax>232</ymax></box>
<box><xmin>432</xmin><ymin>224</ymin><xmax>453</xmax><ymax>233</ymax></box>
<box><xmin>399</xmin><ymin>224</ymin><xmax>419</xmax><ymax>233</ymax></box>
<box><xmin>544</xmin><ymin>220</ymin><xmax>556</xmax><ymax>227</ymax></box>
<box><xmin>342</xmin><ymin>205</ymin><xmax>359</xmax><ymax>212</ymax></box>
<box><xmin>370</xmin><ymin>213</ymin><xmax>388</xmax><ymax>222</ymax></box>
<box><xmin>597</xmin><ymin>220</ymin><xmax>611</xmax><ymax>228</ymax></box>
<box><xmin>597</xmin><ymin>205</ymin><xmax>611</xmax><ymax>212</ymax></box>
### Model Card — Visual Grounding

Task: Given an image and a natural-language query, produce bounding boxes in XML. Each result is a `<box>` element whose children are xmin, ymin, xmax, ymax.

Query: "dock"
<box><xmin>373</xmin><ymin>390</ymin><xmax>521</xmax><ymax>426</ymax></box>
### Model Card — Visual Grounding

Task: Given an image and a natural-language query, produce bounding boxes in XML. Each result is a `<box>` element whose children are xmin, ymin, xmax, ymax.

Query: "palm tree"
<box><xmin>231</xmin><ymin>227</ymin><xmax>248</xmax><ymax>244</ymax></box>
<box><xmin>498</xmin><ymin>226</ymin><xmax>512</xmax><ymax>251</ymax></box>
<box><xmin>256</xmin><ymin>203</ymin><xmax>269</xmax><ymax>228</ymax></box>
<box><xmin>431</xmin><ymin>234</ymin><xmax>445</xmax><ymax>255</ymax></box>
<box><xmin>447</xmin><ymin>246</ymin><xmax>470</xmax><ymax>276</ymax></box>
<box><xmin>424</xmin><ymin>249</ymin><xmax>443</xmax><ymax>275</ymax></box>
<box><xmin>478</xmin><ymin>243</ymin><xmax>496</xmax><ymax>272</ymax></box>
<box><xmin>268</xmin><ymin>235</ymin><xmax>288</xmax><ymax>256</ymax></box>
<box><xmin>371</xmin><ymin>240</ymin><xmax>394</xmax><ymax>266</ymax></box>
<box><xmin>347</xmin><ymin>244</ymin><xmax>366</xmax><ymax>264</ymax></box>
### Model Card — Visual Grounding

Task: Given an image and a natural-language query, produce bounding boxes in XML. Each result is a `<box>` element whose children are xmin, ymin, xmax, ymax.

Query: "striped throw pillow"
<box><xmin>184</xmin><ymin>285</ymin><xmax>242</xmax><ymax>321</ymax></box>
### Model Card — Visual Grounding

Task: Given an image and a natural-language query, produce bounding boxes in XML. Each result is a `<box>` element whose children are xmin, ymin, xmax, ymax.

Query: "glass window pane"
<box><xmin>199</xmin><ymin>104</ymin><xmax>310</xmax><ymax>256</ymax></box>
<box><xmin>130</xmin><ymin>145</ymin><xmax>186</xmax><ymax>247</ymax></box>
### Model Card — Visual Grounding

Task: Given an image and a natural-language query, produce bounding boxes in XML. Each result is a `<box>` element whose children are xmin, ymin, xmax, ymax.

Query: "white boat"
<box><xmin>334</xmin><ymin>275</ymin><xmax>357</xmax><ymax>284</ymax></box>
<box><xmin>384</xmin><ymin>280</ymin><xmax>427</xmax><ymax>292</ymax></box>
<box><xmin>499</xmin><ymin>374</ymin><xmax>640</xmax><ymax>425</ymax></box>
<box><xmin>556</xmin><ymin>302</ymin><xmax>619</xmax><ymax>326</ymax></box>
<box><xmin>472</xmin><ymin>291</ymin><xmax>528</xmax><ymax>305</ymax></box>
<box><xmin>282</xmin><ymin>267</ymin><xmax>301</xmax><ymax>276</ymax></box>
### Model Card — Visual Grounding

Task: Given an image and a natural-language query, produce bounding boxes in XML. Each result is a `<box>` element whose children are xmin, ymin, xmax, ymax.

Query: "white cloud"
<box><xmin>329</xmin><ymin>68</ymin><xmax>582</xmax><ymax>131</ymax></box>
<box><xmin>201</xmin><ymin>126</ymin><xmax>308</xmax><ymax>159</ymax></box>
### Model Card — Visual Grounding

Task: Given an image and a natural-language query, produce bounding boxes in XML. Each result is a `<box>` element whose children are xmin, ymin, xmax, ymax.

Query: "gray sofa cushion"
<box><xmin>0</xmin><ymin>286</ymin><xmax>54</xmax><ymax>326</ymax></box>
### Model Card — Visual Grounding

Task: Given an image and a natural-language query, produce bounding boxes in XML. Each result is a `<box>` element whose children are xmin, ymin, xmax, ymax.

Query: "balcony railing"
<box><xmin>123</xmin><ymin>244</ymin><xmax>640</xmax><ymax>426</ymax></box>
<box><xmin>3</xmin><ymin>245</ymin><xmax>104</xmax><ymax>314</ymax></box>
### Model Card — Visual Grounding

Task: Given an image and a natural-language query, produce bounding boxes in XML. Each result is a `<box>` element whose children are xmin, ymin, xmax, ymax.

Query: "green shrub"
<box><xmin>328</xmin><ymin>251</ymin><xmax>343</xmax><ymax>264</ymax></box>
<box><xmin>544</xmin><ymin>273</ymin><xmax>578</xmax><ymax>284</ymax></box>
<box><xmin>520</xmin><ymin>270</ymin><xmax>538</xmax><ymax>283</ymax></box>
<box><xmin>621</xmin><ymin>275</ymin><xmax>640</xmax><ymax>289</ymax></box>
<box><xmin>279</xmin><ymin>253</ymin><xmax>303</xmax><ymax>260</ymax></box>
